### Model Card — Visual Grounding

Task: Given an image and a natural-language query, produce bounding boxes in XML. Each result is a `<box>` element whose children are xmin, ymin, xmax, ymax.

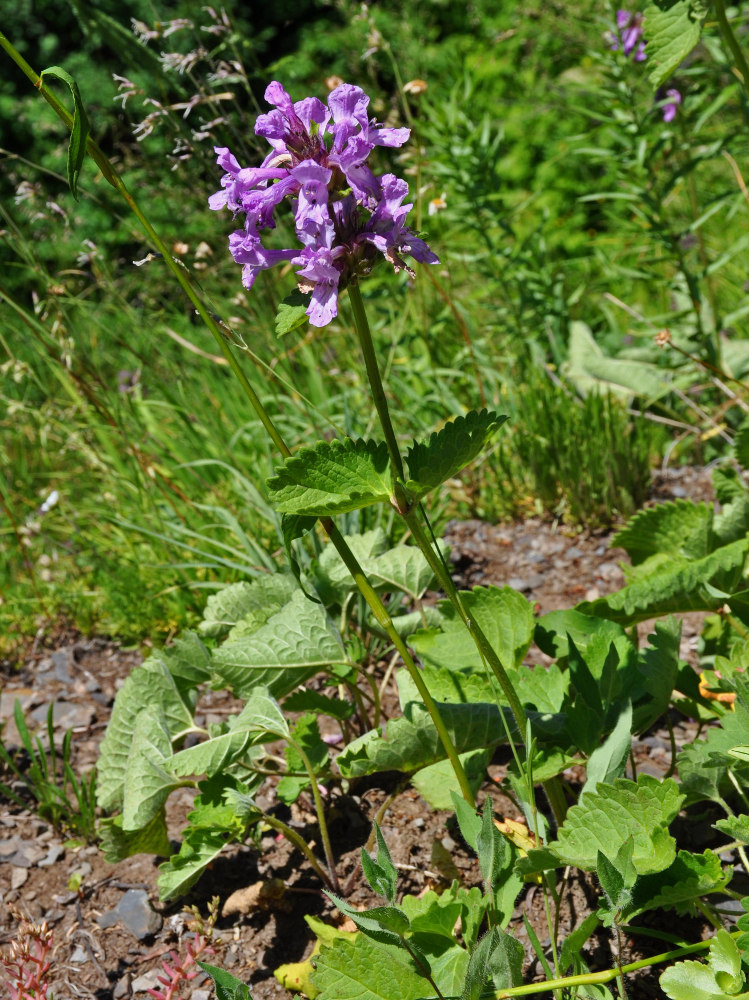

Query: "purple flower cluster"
<box><xmin>612</xmin><ymin>10</ymin><xmax>646</xmax><ymax>62</ymax></box>
<box><xmin>610</xmin><ymin>11</ymin><xmax>683</xmax><ymax>122</ymax></box>
<box><xmin>209</xmin><ymin>82</ymin><xmax>438</xmax><ymax>327</ymax></box>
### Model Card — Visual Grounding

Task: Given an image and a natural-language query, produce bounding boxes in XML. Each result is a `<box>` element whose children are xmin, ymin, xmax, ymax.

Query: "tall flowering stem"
<box><xmin>0</xmin><ymin>41</ymin><xmax>474</xmax><ymax>816</ymax></box>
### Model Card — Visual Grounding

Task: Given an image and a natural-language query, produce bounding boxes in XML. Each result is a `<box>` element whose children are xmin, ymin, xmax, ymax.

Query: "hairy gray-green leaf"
<box><xmin>122</xmin><ymin>707</ymin><xmax>180</xmax><ymax>830</ymax></box>
<box><xmin>313</xmin><ymin>932</ymin><xmax>428</xmax><ymax>1000</ymax></box>
<box><xmin>97</xmin><ymin>657</ymin><xmax>195</xmax><ymax>812</ymax></box>
<box><xmin>167</xmin><ymin>690</ymin><xmax>289</xmax><ymax>778</ymax></box>
<box><xmin>404</xmin><ymin>410</ymin><xmax>507</xmax><ymax>499</ymax></box>
<box><xmin>267</xmin><ymin>438</ymin><xmax>392</xmax><ymax>515</ymax></box>
<box><xmin>338</xmin><ymin>700</ymin><xmax>509</xmax><ymax>777</ymax></box>
<box><xmin>158</xmin><ymin>826</ymin><xmax>230</xmax><ymax>901</ymax></box>
<box><xmin>643</xmin><ymin>0</ymin><xmax>708</xmax><ymax>88</ymax></box>
<box><xmin>200</xmin><ymin>575</ymin><xmax>298</xmax><ymax>638</ymax></box>
<box><xmin>99</xmin><ymin>811</ymin><xmax>171</xmax><ymax>863</ymax></box>
<box><xmin>581</xmin><ymin>701</ymin><xmax>632</xmax><ymax>802</ymax></box>
<box><xmin>212</xmin><ymin>591</ymin><xmax>347</xmax><ymax>698</ymax></box>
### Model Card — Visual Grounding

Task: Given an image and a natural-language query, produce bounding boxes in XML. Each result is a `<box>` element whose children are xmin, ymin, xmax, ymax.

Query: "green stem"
<box><xmin>488</xmin><ymin>936</ymin><xmax>727</xmax><ymax>998</ymax></box>
<box><xmin>321</xmin><ymin>518</ymin><xmax>475</xmax><ymax>806</ymax></box>
<box><xmin>347</xmin><ymin>282</ymin><xmax>407</xmax><ymax>487</ymax></box>
<box><xmin>404</xmin><ymin>509</ymin><xmax>527</xmax><ymax>736</ymax></box>
<box><xmin>261</xmin><ymin>814</ymin><xmax>334</xmax><ymax>889</ymax></box>
<box><xmin>0</xmin><ymin>32</ymin><xmax>474</xmax><ymax>809</ymax></box>
<box><xmin>712</xmin><ymin>0</ymin><xmax>749</xmax><ymax>94</ymax></box>
<box><xmin>290</xmin><ymin>739</ymin><xmax>340</xmax><ymax>894</ymax></box>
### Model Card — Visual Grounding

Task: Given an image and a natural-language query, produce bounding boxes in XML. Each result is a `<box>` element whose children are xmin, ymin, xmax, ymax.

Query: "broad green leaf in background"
<box><xmin>576</xmin><ymin>538</ymin><xmax>749</xmax><ymax>626</ymax></box>
<box><xmin>412</xmin><ymin>750</ymin><xmax>490</xmax><ymax>809</ymax></box>
<box><xmin>39</xmin><ymin>66</ymin><xmax>90</xmax><ymax>199</ymax></box>
<box><xmin>200</xmin><ymin>575</ymin><xmax>298</xmax><ymax>638</ymax></box>
<box><xmin>677</xmin><ymin>704</ymin><xmax>749</xmax><ymax>803</ymax></box>
<box><xmin>277</xmin><ymin>712</ymin><xmax>329</xmax><ymax>805</ymax></box>
<box><xmin>613</xmin><ymin>499</ymin><xmax>713</xmax><ymax>565</ymax></box>
<box><xmin>97</xmin><ymin>657</ymin><xmax>196</xmax><ymax>812</ymax></box>
<box><xmin>312</xmin><ymin>529</ymin><xmax>387</xmax><ymax>604</ymax></box>
<box><xmin>211</xmin><ymin>591</ymin><xmax>348</xmax><ymax>698</ymax></box>
<box><xmin>267</xmin><ymin>438</ymin><xmax>392</xmax><ymax>516</ymax></box>
<box><xmin>549</xmin><ymin>775</ymin><xmax>684</xmax><ymax>875</ymax></box>
<box><xmin>643</xmin><ymin>0</ymin><xmax>709</xmax><ymax>88</ymax></box>
<box><xmin>630</xmin><ymin>851</ymin><xmax>732</xmax><ymax>919</ymax></box>
<box><xmin>283</xmin><ymin>689</ymin><xmax>354</xmax><ymax>721</ymax></box>
<box><xmin>411</xmin><ymin>585</ymin><xmax>535</xmax><ymax>673</ymax></box>
<box><xmin>562</xmin><ymin>322</ymin><xmax>668</xmax><ymax>401</ymax></box>
<box><xmin>404</xmin><ymin>410</ymin><xmax>507</xmax><ymax>499</ymax></box>
<box><xmin>160</xmin><ymin>630</ymin><xmax>212</xmax><ymax>685</ymax></box>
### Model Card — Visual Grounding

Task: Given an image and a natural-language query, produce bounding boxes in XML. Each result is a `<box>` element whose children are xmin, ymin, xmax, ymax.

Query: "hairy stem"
<box><xmin>289</xmin><ymin>739</ymin><xmax>340</xmax><ymax>894</ymax></box>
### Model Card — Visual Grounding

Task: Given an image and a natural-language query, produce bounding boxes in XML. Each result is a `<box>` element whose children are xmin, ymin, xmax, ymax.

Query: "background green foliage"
<box><xmin>3</xmin><ymin>0</ymin><xmax>749</xmax><ymax>655</ymax></box>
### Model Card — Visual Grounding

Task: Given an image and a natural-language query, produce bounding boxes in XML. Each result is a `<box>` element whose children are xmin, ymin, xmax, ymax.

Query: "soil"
<box><xmin>0</xmin><ymin>466</ymin><xmax>725</xmax><ymax>1000</ymax></box>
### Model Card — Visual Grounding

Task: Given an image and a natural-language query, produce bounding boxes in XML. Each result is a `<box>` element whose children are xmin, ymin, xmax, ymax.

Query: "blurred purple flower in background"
<box><xmin>210</xmin><ymin>81</ymin><xmax>438</xmax><ymax>327</ymax></box>
<box><xmin>612</xmin><ymin>10</ymin><xmax>646</xmax><ymax>61</ymax></box>
<box><xmin>662</xmin><ymin>88</ymin><xmax>682</xmax><ymax>122</ymax></box>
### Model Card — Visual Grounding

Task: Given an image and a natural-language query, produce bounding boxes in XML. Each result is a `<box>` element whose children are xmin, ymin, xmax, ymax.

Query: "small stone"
<box><xmin>131</xmin><ymin>970</ymin><xmax>163</xmax><ymax>994</ymax></box>
<box><xmin>113</xmin><ymin>974</ymin><xmax>131</xmax><ymax>999</ymax></box>
<box><xmin>671</xmin><ymin>485</ymin><xmax>687</xmax><ymax>498</ymax></box>
<box><xmin>39</xmin><ymin>844</ymin><xmax>65</xmax><ymax>867</ymax></box>
<box><xmin>441</xmin><ymin>835</ymin><xmax>457</xmax><ymax>852</ymax></box>
<box><xmin>8</xmin><ymin>844</ymin><xmax>46</xmax><ymax>867</ymax></box>
<box><xmin>11</xmin><ymin>867</ymin><xmax>28</xmax><ymax>890</ymax></box>
<box><xmin>69</xmin><ymin>945</ymin><xmax>89</xmax><ymax>964</ymax></box>
<box><xmin>566</xmin><ymin>546</ymin><xmax>583</xmax><ymax>559</ymax></box>
<box><xmin>52</xmin><ymin>650</ymin><xmax>74</xmax><ymax>684</ymax></box>
<box><xmin>97</xmin><ymin>889</ymin><xmax>162</xmax><ymax>940</ymax></box>
<box><xmin>507</xmin><ymin>577</ymin><xmax>531</xmax><ymax>592</ymax></box>
<box><xmin>584</xmin><ymin>587</ymin><xmax>600</xmax><ymax>602</ymax></box>
<box><xmin>412</xmin><ymin>817</ymin><xmax>425</xmax><ymax>828</ymax></box>
<box><xmin>191</xmin><ymin>990</ymin><xmax>211</xmax><ymax>1000</ymax></box>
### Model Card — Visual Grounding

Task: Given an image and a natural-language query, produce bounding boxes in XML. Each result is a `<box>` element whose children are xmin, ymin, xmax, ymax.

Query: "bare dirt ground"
<box><xmin>0</xmin><ymin>467</ymin><xmax>721</xmax><ymax>1000</ymax></box>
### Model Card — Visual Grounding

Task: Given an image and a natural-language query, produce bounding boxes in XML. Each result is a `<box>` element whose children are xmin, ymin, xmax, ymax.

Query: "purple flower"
<box><xmin>210</xmin><ymin>81</ymin><xmax>438</xmax><ymax>327</ymax></box>
<box><xmin>662</xmin><ymin>87</ymin><xmax>682</xmax><ymax>123</ymax></box>
<box><xmin>611</xmin><ymin>10</ymin><xmax>646</xmax><ymax>62</ymax></box>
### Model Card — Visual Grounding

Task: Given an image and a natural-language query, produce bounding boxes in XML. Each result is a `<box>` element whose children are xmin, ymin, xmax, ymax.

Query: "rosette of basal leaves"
<box><xmin>266</xmin><ymin>410</ymin><xmax>506</xmax><ymax>516</ymax></box>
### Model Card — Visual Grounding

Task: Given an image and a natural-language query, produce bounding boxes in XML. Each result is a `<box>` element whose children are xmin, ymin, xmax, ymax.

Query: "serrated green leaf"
<box><xmin>197</xmin><ymin>962</ymin><xmax>253</xmax><ymax>1000</ymax></box>
<box><xmin>97</xmin><ymin>657</ymin><xmax>195</xmax><ymax>812</ymax></box>
<box><xmin>212</xmin><ymin>591</ymin><xmax>347</xmax><ymax>698</ymax></box>
<box><xmin>629</xmin><ymin>850</ymin><xmax>732</xmax><ymax>919</ymax></box>
<box><xmin>313</xmin><ymin>932</ymin><xmax>428</xmax><ymax>1000</ymax></box>
<box><xmin>99</xmin><ymin>810</ymin><xmax>171</xmax><ymax>863</ymax></box>
<box><xmin>122</xmin><ymin>708</ymin><xmax>180</xmax><ymax>831</ymax></box>
<box><xmin>278</xmin><ymin>712</ymin><xmax>329</xmax><ymax>805</ymax></box>
<box><xmin>312</xmin><ymin>529</ymin><xmax>387</xmax><ymax>605</ymax></box>
<box><xmin>477</xmin><ymin>798</ymin><xmax>508</xmax><ymax>891</ymax></box>
<box><xmin>576</xmin><ymin>538</ymin><xmax>749</xmax><ymax>626</ymax></box>
<box><xmin>613</xmin><ymin>499</ymin><xmax>713</xmax><ymax>565</ymax></box>
<box><xmin>40</xmin><ymin>66</ymin><xmax>90</xmax><ymax>199</ymax></box>
<box><xmin>157</xmin><ymin>825</ymin><xmax>230</xmax><ymax>900</ymax></box>
<box><xmin>276</xmin><ymin>289</ymin><xmax>311</xmax><ymax>336</ymax></box>
<box><xmin>267</xmin><ymin>438</ymin><xmax>393</xmax><ymax>516</ymax></box>
<box><xmin>411</xmin><ymin>585</ymin><xmax>535</xmax><ymax>672</ymax></box>
<box><xmin>550</xmin><ymin>775</ymin><xmax>684</xmax><ymax>874</ymax></box>
<box><xmin>368</xmin><ymin>543</ymin><xmax>442</xmax><ymax>599</ymax></box>
<box><xmin>200</xmin><ymin>576</ymin><xmax>298</xmax><ymax>639</ymax></box>
<box><xmin>715</xmin><ymin>815</ymin><xmax>749</xmax><ymax>844</ymax></box>
<box><xmin>597</xmin><ymin>850</ymin><xmax>626</xmax><ymax>909</ymax></box>
<box><xmin>678</xmin><ymin>704</ymin><xmax>749</xmax><ymax>802</ymax></box>
<box><xmin>162</xmin><ymin>631</ymin><xmax>212</xmax><ymax>685</ymax></box>
<box><xmin>643</xmin><ymin>0</ymin><xmax>708</xmax><ymax>88</ymax></box>
<box><xmin>404</xmin><ymin>410</ymin><xmax>507</xmax><ymax>499</ymax></box>
<box><xmin>710</xmin><ymin>929</ymin><xmax>743</xmax><ymax>995</ymax></box>
<box><xmin>660</xmin><ymin>959</ymin><xmax>725</xmax><ymax>1000</ymax></box>
<box><xmin>325</xmin><ymin>893</ymin><xmax>410</xmax><ymax>946</ymax></box>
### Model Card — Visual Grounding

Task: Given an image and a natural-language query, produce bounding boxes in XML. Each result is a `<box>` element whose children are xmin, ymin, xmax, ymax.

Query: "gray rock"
<box><xmin>508</xmin><ymin>577</ymin><xmax>531</xmax><ymax>592</ymax></box>
<box><xmin>191</xmin><ymin>990</ymin><xmax>212</xmax><ymax>1000</ymax></box>
<box><xmin>30</xmin><ymin>701</ymin><xmax>93</xmax><ymax>732</ymax></box>
<box><xmin>131</xmin><ymin>970</ymin><xmax>164</xmax><ymax>994</ymax></box>
<box><xmin>113</xmin><ymin>974</ymin><xmax>131</xmax><ymax>999</ymax></box>
<box><xmin>97</xmin><ymin>889</ymin><xmax>163</xmax><ymax>940</ymax></box>
<box><xmin>11</xmin><ymin>867</ymin><xmax>28</xmax><ymax>890</ymax></box>
<box><xmin>69</xmin><ymin>945</ymin><xmax>89</xmax><ymax>964</ymax></box>
<box><xmin>39</xmin><ymin>844</ymin><xmax>65</xmax><ymax>867</ymax></box>
<box><xmin>52</xmin><ymin>650</ymin><xmax>74</xmax><ymax>684</ymax></box>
